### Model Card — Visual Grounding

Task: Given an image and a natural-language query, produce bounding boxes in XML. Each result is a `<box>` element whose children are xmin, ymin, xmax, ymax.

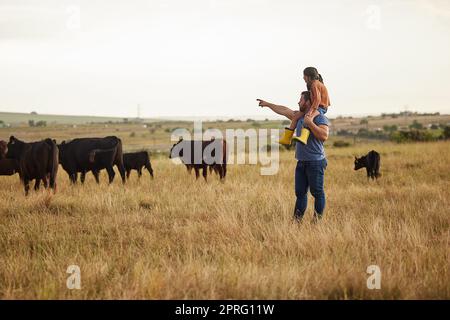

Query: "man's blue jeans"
<box><xmin>294</xmin><ymin>159</ymin><xmax>327</xmax><ymax>219</ymax></box>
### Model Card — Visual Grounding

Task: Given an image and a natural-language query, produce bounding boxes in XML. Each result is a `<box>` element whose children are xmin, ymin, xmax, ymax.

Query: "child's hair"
<box><xmin>303</xmin><ymin>67</ymin><xmax>324</xmax><ymax>84</ymax></box>
<box><xmin>301</xmin><ymin>91</ymin><xmax>311</xmax><ymax>102</ymax></box>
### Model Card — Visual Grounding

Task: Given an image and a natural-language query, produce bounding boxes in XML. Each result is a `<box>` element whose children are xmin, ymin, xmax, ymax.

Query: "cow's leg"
<box><xmin>216</xmin><ymin>165</ymin><xmax>223</xmax><ymax>180</ymax></box>
<box><xmin>23</xmin><ymin>178</ymin><xmax>30</xmax><ymax>196</ymax></box>
<box><xmin>34</xmin><ymin>179</ymin><xmax>41</xmax><ymax>191</ymax></box>
<box><xmin>116</xmin><ymin>163</ymin><xmax>126</xmax><ymax>184</ymax></box>
<box><xmin>126</xmin><ymin>170</ymin><xmax>131</xmax><ymax>180</ymax></box>
<box><xmin>43</xmin><ymin>175</ymin><xmax>49</xmax><ymax>188</ymax></box>
<box><xmin>93</xmin><ymin>170</ymin><xmax>100</xmax><ymax>184</ymax></box>
<box><xmin>222</xmin><ymin>164</ymin><xmax>227</xmax><ymax>178</ymax></box>
<box><xmin>138</xmin><ymin>168</ymin><xmax>142</xmax><ymax>178</ymax></box>
<box><xmin>194</xmin><ymin>167</ymin><xmax>200</xmax><ymax>179</ymax></box>
<box><xmin>202</xmin><ymin>164</ymin><xmax>208</xmax><ymax>182</ymax></box>
<box><xmin>41</xmin><ymin>177</ymin><xmax>48</xmax><ymax>189</ymax></box>
<box><xmin>106</xmin><ymin>167</ymin><xmax>115</xmax><ymax>184</ymax></box>
<box><xmin>69</xmin><ymin>172</ymin><xmax>78</xmax><ymax>184</ymax></box>
<box><xmin>80</xmin><ymin>171</ymin><xmax>86</xmax><ymax>184</ymax></box>
<box><xmin>146</xmin><ymin>164</ymin><xmax>154</xmax><ymax>178</ymax></box>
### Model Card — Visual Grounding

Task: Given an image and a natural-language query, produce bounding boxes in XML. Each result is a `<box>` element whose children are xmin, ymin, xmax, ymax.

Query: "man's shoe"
<box><xmin>293</xmin><ymin>209</ymin><xmax>304</xmax><ymax>223</ymax></box>
<box><xmin>312</xmin><ymin>212</ymin><xmax>323</xmax><ymax>224</ymax></box>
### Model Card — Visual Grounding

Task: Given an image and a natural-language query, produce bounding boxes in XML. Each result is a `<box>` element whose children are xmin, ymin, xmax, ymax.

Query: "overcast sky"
<box><xmin>1</xmin><ymin>0</ymin><xmax>449</xmax><ymax>119</ymax></box>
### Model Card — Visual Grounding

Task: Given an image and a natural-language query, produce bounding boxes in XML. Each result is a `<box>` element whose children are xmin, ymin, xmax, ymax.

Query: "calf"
<box><xmin>169</xmin><ymin>138</ymin><xmax>227</xmax><ymax>181</ymax></box>
<box><xmin>6</xmin><ymin>136</ymin><xmax>59</xmax><ymax>195</ymax></box>
<box><xmin>354</xmin><ymin>150</ymin><xmax>381</xmax><ymax>181</ymax></box>
<box><xmin>123</xmin><ymin>151</ymin><xmax>154</xmax><ymax>180</ymax></box>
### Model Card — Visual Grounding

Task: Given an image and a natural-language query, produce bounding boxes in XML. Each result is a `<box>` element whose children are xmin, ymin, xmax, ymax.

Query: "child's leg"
<box><xmin>289</xmin><ymin>110</ymin><xmax>304</xmax><ymax>130</ymax></box>
<box><xmin>291</xmin><ymin>111</ymin><xmax>310</xmax><ymax>144</ymax></box>
<box><xmin>279</xmin><ymin>111</ymin><xmax>304</xmax><ymax>145</ymax></box>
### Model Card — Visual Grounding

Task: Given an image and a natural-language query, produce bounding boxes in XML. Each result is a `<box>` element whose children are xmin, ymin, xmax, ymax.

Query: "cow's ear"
<box><xmin>179</xmin><ymin>137</ymin><xmax>183</xmax><ymax>142</ymax></box>
<box><xmin>61</xmin><ymin>141</ymin><xmax>66</xmax><ymax>145</ymax></box>
<box><xmin>9</xmin><ymin>136</ymin><xmax>15</xmax><ymax>144</ymax></box>
<box><xmin>355</xmin><ymin>156</ymin><xmax>357</xmax><ymax>160</ymax></box>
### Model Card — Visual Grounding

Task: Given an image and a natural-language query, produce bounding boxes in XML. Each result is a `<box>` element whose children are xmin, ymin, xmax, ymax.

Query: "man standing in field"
<box><xmin>257</xmin><ymin>91</ymin><xmax>330</xmax><ymax>222</ymax></box>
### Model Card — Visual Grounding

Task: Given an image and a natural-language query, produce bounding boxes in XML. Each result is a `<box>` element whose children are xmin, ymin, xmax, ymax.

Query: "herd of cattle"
<box><xmin>0</xmin><ymin>135</ymin><xmax>228</xmax><ymax>195</ymax></box>
<box><xmin>0</xmin><ymin>136</ymin><xmax>155</xmax><ymax>195</ymax></box>
<box><xmin>0</xmin><ymin>135</ymin><xmax>378</xmax><ymax>195</ymax></box>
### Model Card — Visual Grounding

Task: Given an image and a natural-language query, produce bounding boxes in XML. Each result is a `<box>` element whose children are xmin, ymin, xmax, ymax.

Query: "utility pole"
<box><xmin>404</xmin><ymin>105</ymin><xmax>409</xmax><ymax>126</ymax></box>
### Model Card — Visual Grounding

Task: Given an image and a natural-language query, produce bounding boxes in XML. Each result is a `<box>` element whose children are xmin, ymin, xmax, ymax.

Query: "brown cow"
<box><xmin>6</xmin><ymin>136</ymin><xmax>59</xmax><ymax>195</ymax></box>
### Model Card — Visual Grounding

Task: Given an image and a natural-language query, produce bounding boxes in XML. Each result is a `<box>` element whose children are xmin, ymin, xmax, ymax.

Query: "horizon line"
<box><xmin>1</xmin><ymin>109</ymin><xmax>449</xmax><ymax>122</ymax></box>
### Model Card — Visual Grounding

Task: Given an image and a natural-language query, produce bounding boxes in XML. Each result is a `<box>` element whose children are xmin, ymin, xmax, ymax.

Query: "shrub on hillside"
<box><xmin>390</xmin><ymin>130</ymin><xmax>436</xmax><ymax>143</ymax></box>
<box><xmin>443</xmin><ymin>126</ymin><xmax>450</xmax><ymax>140</ymax></box>
<box><xmin>333</xmin><ymin>140</ymin><xmax>351</xmax><ymax>148</ymax></box>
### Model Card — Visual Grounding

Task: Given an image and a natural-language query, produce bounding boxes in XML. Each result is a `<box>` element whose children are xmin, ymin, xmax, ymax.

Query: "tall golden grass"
<box><xmin>0</xmin><ymin>141</ymin><xmax>449</xmax><ymax>299</ymax></box>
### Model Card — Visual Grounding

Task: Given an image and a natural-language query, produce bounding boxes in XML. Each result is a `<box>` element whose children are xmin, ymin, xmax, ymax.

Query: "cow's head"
<box><xmin>354</xmin><ymin>156</ymin><xmax>366</xmax><ymax>171</ymax></box>
<box><xmin>57</xmin><ymin>141</ymin><xmax>68</xmax><ymax>167</ymax></box>
<box><xmin>58</xmin><ymin>140</ymin><xmax>68</xmax><ymax>169</ymax></box>
<box><xmin>6</xmin><ymin>136</ymin><xmax>24</xmax><ymax>159</ymax></box>
<box><xmin>169</xmin><ymin>138</ymin><xmax>183</xmax><ymax>159</ymax></box>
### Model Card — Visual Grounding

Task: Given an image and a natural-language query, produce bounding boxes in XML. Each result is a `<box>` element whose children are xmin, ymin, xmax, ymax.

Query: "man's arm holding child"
<box><xmin>304</xmin><ymin>112</ymin><xmax>329</xmax><ymax>142</ymax></box>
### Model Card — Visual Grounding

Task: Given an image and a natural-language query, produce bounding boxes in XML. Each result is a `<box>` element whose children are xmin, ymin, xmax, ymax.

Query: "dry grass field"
<box><xmin>0</xmin><ymin>124</ymin><xmax>449</xmax><ymax>299</ymax></box>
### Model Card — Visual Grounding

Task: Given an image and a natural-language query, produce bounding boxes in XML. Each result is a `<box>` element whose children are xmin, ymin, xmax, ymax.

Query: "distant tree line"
<box><xmin>336</xmin><ymin>121</ymin><xmax>450</xmax><ymax>143</ymax></box>
<box><xmin>381</xmin><ymin>111</ymin><xmax>440</xmax><ymax>119</ymax></box>
<box><xmin>28</xmin><ymin>120</ymin><xmax>47</xmax><ymax>127</ymax></box>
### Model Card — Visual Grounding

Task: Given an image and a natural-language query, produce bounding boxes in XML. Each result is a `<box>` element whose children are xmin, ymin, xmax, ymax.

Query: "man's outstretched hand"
<box><xmin>257</xmin><ymin>99</ymin><xmax>270</xmax><ymax>108</ymax></box>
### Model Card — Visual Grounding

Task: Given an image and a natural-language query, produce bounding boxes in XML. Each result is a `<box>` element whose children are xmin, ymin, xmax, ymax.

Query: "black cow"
<box><xmin>169</xmin><ymin>138</ymin><xmax>227</xmax><ymax>181</ymax></box>
<box><xmin>354</xmin><ymin>150</ymin><xmax>381</xmax><ymax>181</ymax></box>
<box><xmin>123</xmin><ymin>151</ymin><xmax>154</xmax><ymax>180</ymax></box>
<box><xmin>6</xmin><ymin>136</ymin><xmax>59</xmax><ymax>195</ymax></box>
<box><xmin>58</xmin><ymin>136</ymin><xmax>126</xmax><ymax>184</ymax></box>
<box><xmin>0</xmin><ymin>140</ymin><xmax>7</xmax><ymax>159</ymax></box>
